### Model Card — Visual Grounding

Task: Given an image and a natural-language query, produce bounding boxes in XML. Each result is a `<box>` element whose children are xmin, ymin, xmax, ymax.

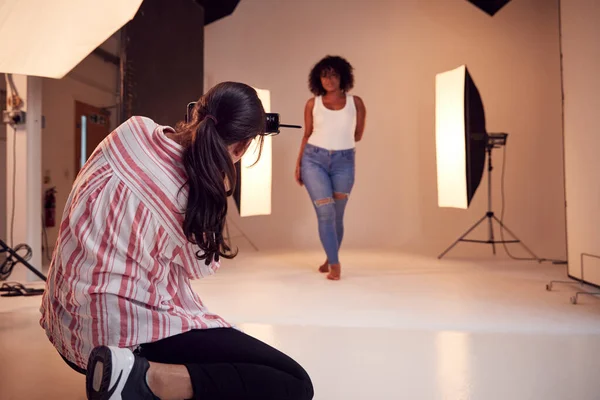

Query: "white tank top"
<box><xmin>308</xmin><ymin>95</ymin><xmax>357</xmax><ymax>150</ymax></box>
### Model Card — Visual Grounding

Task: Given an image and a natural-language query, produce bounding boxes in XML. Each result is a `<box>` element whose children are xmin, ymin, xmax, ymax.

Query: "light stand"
<box><xmin>224</xmin><ymin>218</ymin><xmax>259</xmax><ymax>252</ymax></box>
<box><xmin>438</xmin><ymin>133</ymin><xmax>540</xmax><ymax>260</ymax></box>
<box><xmin>547</xmin><ymin>253</ymin><xmax>600</xmax><ymax>304</ymax></box>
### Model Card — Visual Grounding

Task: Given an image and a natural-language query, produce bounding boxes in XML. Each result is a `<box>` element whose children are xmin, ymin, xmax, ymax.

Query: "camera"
<box><xmin>186</xmin><ymin>102</ymin><xmax>301</xmax><ymax>134</ymax></box>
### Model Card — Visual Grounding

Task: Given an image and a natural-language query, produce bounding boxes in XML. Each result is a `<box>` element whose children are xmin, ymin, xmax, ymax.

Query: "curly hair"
<box><xmin>308</xmin><ymin>55</ymin><xmax>354</xmax><ymax>96</ymax></box>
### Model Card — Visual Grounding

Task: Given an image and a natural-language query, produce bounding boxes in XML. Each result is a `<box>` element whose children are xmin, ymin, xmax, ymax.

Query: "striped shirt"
<box><xmin>39</xmin><ymin>116</ymin><xmax>230</xmax><ymax>370</ymax></box>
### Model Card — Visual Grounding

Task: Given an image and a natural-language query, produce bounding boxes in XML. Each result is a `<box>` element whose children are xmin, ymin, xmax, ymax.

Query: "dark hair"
<box><xmin>308</xmin><ymin>55</ymin><xmax>354</xmax><ymax>96</ymax></box>
<box><xmin>176</xmin><ymin>82</ymin><xmax>266</xmax><ymax>265</ymax></box>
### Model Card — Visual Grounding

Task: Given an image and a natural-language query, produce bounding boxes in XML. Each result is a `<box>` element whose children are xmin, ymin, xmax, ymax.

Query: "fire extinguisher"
<box><xmin>44</xmin><ymin>187</ymin><xmax>57</xmax><ymax>228</ymax></box>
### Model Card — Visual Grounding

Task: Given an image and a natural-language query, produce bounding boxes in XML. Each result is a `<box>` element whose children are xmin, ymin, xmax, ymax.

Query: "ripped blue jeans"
<box><xmin>301</xmin><ymin>143</ymin><xmax>355</xmax><ymax>265</ymax></box>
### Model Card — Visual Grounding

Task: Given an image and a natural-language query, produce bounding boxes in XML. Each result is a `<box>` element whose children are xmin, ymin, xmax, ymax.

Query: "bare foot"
<box><xmin>318</xmin><ymin>260</ymin><xmax>329</xmax><ymax>273</ymax></box>
<box><xmin>327</xmin><ymin>264</ymin><xmax>341</xmax><ymax>280</ymax></box>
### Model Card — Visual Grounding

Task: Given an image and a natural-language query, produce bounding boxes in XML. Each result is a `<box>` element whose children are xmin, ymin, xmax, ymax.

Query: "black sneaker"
<box><xmin>85</xmin><ymin>345</ymin><xmax>158</xmax><ymax>400</ymax></box>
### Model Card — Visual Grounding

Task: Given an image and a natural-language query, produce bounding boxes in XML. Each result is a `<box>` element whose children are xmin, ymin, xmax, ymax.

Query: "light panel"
<box><xmin>435</xmin><ymin>65</ymin><xmax>487</xmax><ymax>210</ymax></box>
<box><xmin>436</xmin><ymin>66</ymin><xmax>468</xmax><ymax>209</ymax></box>
<box><xmin>238</xmin><ymin>88</ymin><xmax>272</xmax><ymax>217</ymax></box>
<box><xmin>0</xmin><ymin>0</ymin><xmax>143</xmax><ymax>78</ymax></box>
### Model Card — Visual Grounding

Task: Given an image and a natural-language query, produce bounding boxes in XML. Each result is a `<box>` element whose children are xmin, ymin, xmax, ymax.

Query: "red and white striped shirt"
<box><xmin>40</xmin><ymin>116</ymin><xmax>230</xmax><ymax>369</ymax></box>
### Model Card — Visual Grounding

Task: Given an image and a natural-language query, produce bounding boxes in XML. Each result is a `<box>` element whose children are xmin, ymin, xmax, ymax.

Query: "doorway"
<box><xmin>74</xmin><ymin>101</ymin><xmax>111</xmax><ymax>176</ymax></box>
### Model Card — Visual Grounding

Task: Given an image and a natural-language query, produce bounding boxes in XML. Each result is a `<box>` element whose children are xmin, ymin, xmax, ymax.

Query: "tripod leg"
<box><xmin>488</xmin><ymin>215</ymin><xmax>496</xmax><ymax>255</ymax></box>
<box><xmin>438</xmin><ymin>215</ymin><xmax>488</xmax><ymax>259</ymax></box>
<box><xmin>226</xmin><ymin>217</ymin><xmax>259</xmax><ymax>252</ymax></box>
<box><xmin>492</xmin><ymin>216</ymin><xmax>540</xmax><ymax>261</ymax></box>
<box><xmin>243</xmin><ymin>234</ymin><xmax>259</xmax><ymax>252</ymax></box>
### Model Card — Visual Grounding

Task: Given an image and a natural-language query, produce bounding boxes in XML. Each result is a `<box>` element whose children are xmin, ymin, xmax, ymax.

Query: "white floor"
<box><xmin>1</xmin><ymin>250</ymin><xmax>600</xmax><ymax>399</ymax></box>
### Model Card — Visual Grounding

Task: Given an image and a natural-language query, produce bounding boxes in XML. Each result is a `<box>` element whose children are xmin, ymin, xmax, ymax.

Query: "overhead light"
<box><xmin>467</xmin><ymin>0</ymin><xmax>512</xmax><ymax>16</ymax></box>
<box><xmin>0</xmin><ymin>0</ymin><xmax>143</xmax><ymax>78</ymax></box>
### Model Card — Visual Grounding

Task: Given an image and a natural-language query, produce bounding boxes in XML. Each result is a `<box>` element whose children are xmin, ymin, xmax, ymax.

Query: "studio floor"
<box><xmin>1</xmin><ymin>249</ymin><xmax>600</xmax><ymax>399</ymax></box>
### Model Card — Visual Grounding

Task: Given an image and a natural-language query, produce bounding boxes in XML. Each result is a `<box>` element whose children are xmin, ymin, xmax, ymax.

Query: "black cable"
<box><xmin>1</xmin><ymin>126</ymin><xmax>35</xmax><ymax>281</ymax></box>
<box><xmin>2</xmin><ymin>79</ymin><xmax>46</xmax><ymax>281</ymax></box>
<box><xmin>10</xmin><ymin>126</ymin><xmax>16</xmax><ymax>247</ymax></box>
<box><xmin>497</xmin><ymin>1</ymin><xmax>568</xmax><ymax>265</ymax></box>
<box><xmin>0</xmin><ymin>243</ymin><xmax>33</xmax><ymax>281</ymax></box>
<box><xmin>6</xmin><ymin>74</ymin><xmax>19</xmax><ymax>98</ymax></box>
<box><xmin>499</xmin><ymin>141</ymin><xmax>565</xmax><ymax>264</ymax></box>
<box><xmin>499</xmin><ymin>142</ymin><xmax>532</xmax><ymax>260</ymax></box>
<box><xmin>557</xmin><ymin>0</ymin><xmax>570</xmax><ymax>263</ymax></box>
<box><xmin>41</xmin><ymin>215</ymin><xmax>52</xmax><ymax>262</ymax></box>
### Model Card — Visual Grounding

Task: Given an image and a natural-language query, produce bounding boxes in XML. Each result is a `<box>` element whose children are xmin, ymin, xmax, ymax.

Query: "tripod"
<box><xmin>224</xmin><ymin>218</ymin><xmax>259</xmax><ymax>252</ymax></box>
<box><xmin>438</xmin><ymin>142</ymin><xmax>540</xmax><ymax>260</ymax></box>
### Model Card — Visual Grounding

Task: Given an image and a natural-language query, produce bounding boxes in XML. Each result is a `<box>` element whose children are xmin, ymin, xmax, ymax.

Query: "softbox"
<box><xmin>232</xmin><ymin>88</ymin><xmax>272</xmax><ymax>217</ymax></box>
<box><xmin>435</xmin><ymin>65</ymin><xmax>487</xmax><ymax>209</ymax></box>
<box><xmin>0</xmin><ymin>0</ymin><xmax>142</xmax><ymax>78</ymax></box>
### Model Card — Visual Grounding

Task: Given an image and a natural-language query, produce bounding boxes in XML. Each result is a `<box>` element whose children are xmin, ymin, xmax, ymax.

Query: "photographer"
<box><xmin>40</xmin><ymin>82</ymin><xmax>314</xmax><ymax>400</ymax></box>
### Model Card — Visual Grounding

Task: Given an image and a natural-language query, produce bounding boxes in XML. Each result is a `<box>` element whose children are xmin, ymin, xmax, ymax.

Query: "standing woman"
<box><xmin>295</xmin><ymin>56</ymin><xmax>367</xmax><ymax>280</ymax></box>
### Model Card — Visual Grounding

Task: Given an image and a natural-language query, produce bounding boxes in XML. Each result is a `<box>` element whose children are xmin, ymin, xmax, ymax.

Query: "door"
<box><xmin>74</xmin><ymin>101</ymin><xmax>110</xmax><ymax>176</ymax></box>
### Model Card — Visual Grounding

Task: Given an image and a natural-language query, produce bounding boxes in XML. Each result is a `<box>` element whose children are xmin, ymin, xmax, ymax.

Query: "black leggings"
<box><xmin>64</xmin><ymin>328</ymin><xmax>314</xmax><ymax>400</ymax></box>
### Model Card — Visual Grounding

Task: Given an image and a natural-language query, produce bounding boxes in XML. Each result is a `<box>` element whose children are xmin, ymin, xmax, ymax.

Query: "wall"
<box><xmin>41</xmin><ymin>36</ymin><xmax>119</xmax><ymax>259</ymax></box>
<box><xmin>205</xmin><ymin>0</ymin><xmax>567</xmax><ymax>260</ymax></box>
<box><xmin>560</xmin><ymin>0</ymin><xmax>600</xmax><ymax>284</ymax></box>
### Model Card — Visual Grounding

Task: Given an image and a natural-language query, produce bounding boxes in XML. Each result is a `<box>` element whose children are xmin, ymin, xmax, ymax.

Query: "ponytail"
<box><xmin>177</xmin><ymin>82</ymin><xmax>266</xmax><ymax>265</ymax></box>
<box><xmin>181</xmin><ymin>117</ymin><xmax>237</xmax><ymax>265</ymax></box>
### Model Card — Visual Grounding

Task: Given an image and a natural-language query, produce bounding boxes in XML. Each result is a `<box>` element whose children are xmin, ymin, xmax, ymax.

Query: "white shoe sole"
<box><xmin>86</xmin><ymin>346</ymin><xmax>135</xmax><ymax>400</ymax></box>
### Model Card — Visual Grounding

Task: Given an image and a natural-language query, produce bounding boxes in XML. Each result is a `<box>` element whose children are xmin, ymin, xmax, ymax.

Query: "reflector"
<box><xmin>435</xmin><ymin>65</ymin><xmax>487</xmax><ymax>209</ymax></box>
<box><xmin>0</xmin><ymin>0</ymin><xmax>143</xmax><ymax>78</ymax></box>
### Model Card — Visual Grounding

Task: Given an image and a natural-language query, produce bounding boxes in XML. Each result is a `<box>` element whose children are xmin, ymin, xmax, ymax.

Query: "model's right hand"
<box><xmin>295</xmin><ymin>163</ymin><xmax>303</xmax><ymax>186</ymax></box>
